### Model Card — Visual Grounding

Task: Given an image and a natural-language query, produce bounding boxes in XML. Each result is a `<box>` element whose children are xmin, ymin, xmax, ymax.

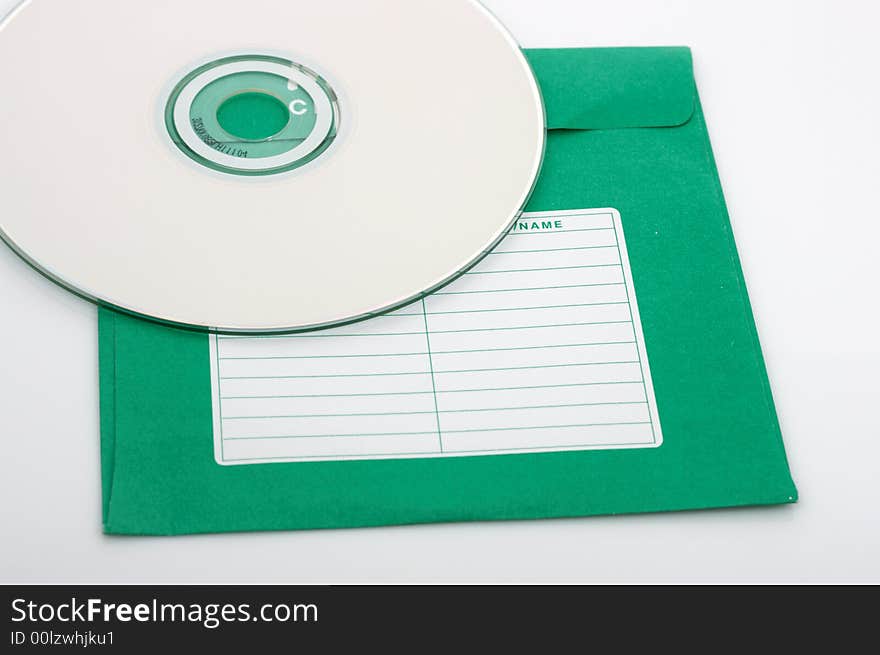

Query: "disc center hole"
<box><xmin>216</xmin><ymin>91</ymin><xmax>290</xmax><ymax>141</ymax></box>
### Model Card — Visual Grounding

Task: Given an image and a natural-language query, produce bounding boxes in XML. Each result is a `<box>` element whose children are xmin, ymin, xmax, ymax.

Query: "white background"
<box><xmin>1</xmin><ymin>0</ymin><xmax>878</xmax><ymax>584</ymax></box>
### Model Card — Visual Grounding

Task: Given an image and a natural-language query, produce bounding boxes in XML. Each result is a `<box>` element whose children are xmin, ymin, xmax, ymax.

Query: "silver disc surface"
<box><xmin>0</xmin><ymin>0</ymin><xmax>545</xmax><ymax>332</ymax></box>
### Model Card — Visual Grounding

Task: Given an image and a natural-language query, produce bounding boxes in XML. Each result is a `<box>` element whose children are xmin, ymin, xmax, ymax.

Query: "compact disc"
<box><xmin>0</xmin><ymin>0</ymin><xmax>544</xmax><ymax>333</ymax></box>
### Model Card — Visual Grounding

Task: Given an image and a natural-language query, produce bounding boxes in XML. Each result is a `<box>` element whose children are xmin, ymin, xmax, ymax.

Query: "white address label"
<box><xmin>209</xmin><ymin>209</ymin><xmax>663</xmax><ymax>465</ymax></box>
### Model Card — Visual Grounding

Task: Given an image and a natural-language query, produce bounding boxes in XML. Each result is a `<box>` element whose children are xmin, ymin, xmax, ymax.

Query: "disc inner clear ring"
<box><xmin>172</xmin><ymin>60</ymin><xmax>335</xmax><ymax>172</ymax></box>
<box><xmin>0</xmin><ymin>0</ymin><xmax>546</xmax><ymax>334</ymax></box>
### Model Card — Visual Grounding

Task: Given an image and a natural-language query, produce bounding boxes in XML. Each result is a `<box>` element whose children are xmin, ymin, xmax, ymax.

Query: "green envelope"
<box><xmin>98</xmin><ymin>47</ymin><xmax>797</xmax><ymax>535</ymax></box>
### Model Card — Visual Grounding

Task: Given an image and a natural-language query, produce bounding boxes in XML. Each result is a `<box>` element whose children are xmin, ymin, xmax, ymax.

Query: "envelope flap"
<box><xmin>525</xmin><ymin>47</ymin><xmax>695</xmax><ymax>130</ymax></box>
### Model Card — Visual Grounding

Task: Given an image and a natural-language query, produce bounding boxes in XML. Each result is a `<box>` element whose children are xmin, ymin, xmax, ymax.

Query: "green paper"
<box><xmin>215</xmin><ymin>91</ymin><xmax>294</xmax><ymax>141</ymax></box>
<box><xmin>99</xmin><ymin>47</ymin><xmax>796</xmax><ymax>535</ymax></box>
